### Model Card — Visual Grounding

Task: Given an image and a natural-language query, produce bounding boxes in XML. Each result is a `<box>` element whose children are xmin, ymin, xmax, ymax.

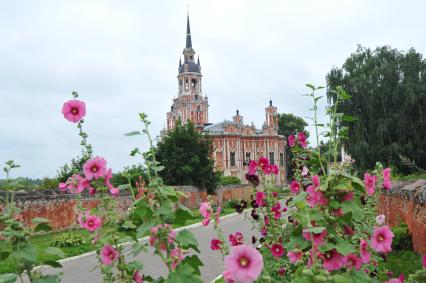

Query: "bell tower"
<box><xmin>165</xmin><ymin>14</ymin><xmax>209</xmax><ymax>132</ymax></box>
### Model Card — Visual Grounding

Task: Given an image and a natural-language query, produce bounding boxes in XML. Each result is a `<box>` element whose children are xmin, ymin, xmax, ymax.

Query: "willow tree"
<box><xmin>327</xmin><ymin>45</ymin><xmax>426</xmax><ymax>173</ymax></box>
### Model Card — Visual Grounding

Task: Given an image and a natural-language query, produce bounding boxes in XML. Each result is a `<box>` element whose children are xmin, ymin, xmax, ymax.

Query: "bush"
<box><xmin>219</xmin><ymin>176</ymin><xmax>241</xmax><ymax>186</ymax></box>
<box><xmin>391</xmin><ymin>223</ymin><xmax>413</xmax><ymax>250</ymax></box>
<box><xmin>52</xmin><ymin>231</ymin><xmax>87</xmax><ymax>248</ymax></box>
<box><xmin>408</xmin><ymin>268</ymin><xmax>426</xmax><ymax>283</ymax></box>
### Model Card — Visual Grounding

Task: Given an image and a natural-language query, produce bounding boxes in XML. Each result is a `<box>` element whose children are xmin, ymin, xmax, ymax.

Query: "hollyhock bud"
<box><xmin>301</xmin><ymin>166</ymin><xmax>309</xmax><ymax>176</ymax></box>
<box><xmin>278</xmin><ymin>267</ymin><xmax>286</xmax><ymax>276</ymax></box>
<box><xmin>211</xmin><ymin>238</ymin><xmax>222</xmax><ymax>250</ymax></box>
<box><xmin>255</xmin><ymin>191</ymin><xmax>266</xmax><ymax>207</ymax></box>
<box><xmin>376</xmin><ymin>214</ymin><xmax>386</xmax><ymax>225</ymax></box>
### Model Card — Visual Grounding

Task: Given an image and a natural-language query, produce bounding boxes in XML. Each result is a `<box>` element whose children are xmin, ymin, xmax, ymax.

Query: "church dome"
<box><xmin>179</xmin><ymin>61</ymin><xmax>200</xmax><ymax>73</ymax></box>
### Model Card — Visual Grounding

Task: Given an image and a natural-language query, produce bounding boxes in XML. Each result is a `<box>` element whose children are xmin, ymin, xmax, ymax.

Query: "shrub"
<box><xmin>52</xmin><ymin>231</ymin><xmax>87</xmax><ymax>248</ymax></box>
<box><xmin>407</xmin><ymin>268</ymin><xmax>426</xmax><ymax>283</ymax></box>
<box><xmin>391</xmin><ymin>223</ymin><xmax>412</xmax><ymax>250</ymax></box>
<box><xmin>219</xmin><ymin>176</ymin><xmax>241</xmax><ymax>186</ymax></box>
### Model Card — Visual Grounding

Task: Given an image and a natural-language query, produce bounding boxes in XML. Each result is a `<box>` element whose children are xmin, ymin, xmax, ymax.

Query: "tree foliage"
<box><xmin>327</xmin><ymin>45</ymin><xmax>426</xmax><ymax>173</ymax></box>
<box><xmin>156</xmin><ymin>122</ymin><xmax>218</xmax><ymax>194</ymax></box>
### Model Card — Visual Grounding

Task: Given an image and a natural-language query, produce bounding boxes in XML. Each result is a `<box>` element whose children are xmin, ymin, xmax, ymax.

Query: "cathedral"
<box><xmin>163</xmin><ymin>15</ymin><xmax>287</xmax><ymax>185</ymax></box>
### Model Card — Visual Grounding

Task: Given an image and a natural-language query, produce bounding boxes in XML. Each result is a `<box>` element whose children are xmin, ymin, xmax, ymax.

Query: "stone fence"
<box><xmin>378</xmin><ymin>179</ymin><xmax>426</xmax><ymax>254</ymax></box>
<box><xmin>0</xmin><ymin>184</ymin><xmax>253</xmax><ymax>232</ymax></box>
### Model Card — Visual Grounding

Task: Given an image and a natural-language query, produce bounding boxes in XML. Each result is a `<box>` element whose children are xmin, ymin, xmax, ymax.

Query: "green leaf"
<box><xmin>334</xmin><ymin>178</ymin><xmax>352</xmax><ymax>191</ymax></box>
<box><xmin>44</xmin><ymin>247</ymin><xmax>65</xmax><ymax>258</ymax></box>
<box><xmin>34</xmin><ymin>223</ymin><xmax>52</xmax><ymax>233</ymax></box>
<box><xmin>174</xmin><ymin>207</ymin><xmax>194</xmax><ymax>226</ymax></box>
<box><xmin>168</xmin><ymin>262</ymin><xmax>203</xmax><ymax>283</ymax></box>
<box><xmin>341</xmin><ymin>201</ymin><xmax>363</xmax><ymax>221</ymax></box>
<box><xmin>32</xmin><ymin>275</ymin><xmax>61</xmax><ymax>283</ymax></box>
<box><xmin>342</xmin><ymin>115</ymin><xmax>357</xmax><ymax>122</ymax></box>
<box><xmin>124</xmin><ymin>131</ymin><xmax>141</xmax><ymax>136</ymax></box>
<box><xmin>334</xmin><ymin>237</ymin><xmax>355</xmax><ymax>255</ymax></box>
<box><xmin>32</xmin><ymin>217</ymin><xmax>50</xmax><ymax>224</ymax></box>
<box><xmin>289</xmin><ymin>192</ymin><xmax>307</xmax><ymax>207</ymax></box>
<box><xmin>43</xmin><ymin>260</ymin><xmax>63</xmax><ymax>268</ymax></box>
<box><xmin>303</xmin><ymin>227</ymin><xmax>326</xmax><ymax>234</ymax></box>
<box><xmin>136</xmin><ymin>221</ymin><xmax>156</xmax><ymax>238</ymax></box>
<box><xmin>330</xmin><ymin>200</ymin><xmax>340</xmax><ymax>209</ymax></box>
<box><xmin>180</xmin><ymin>255</ymin><xmax>203</xmax><ymax>276</ymax></box>
<box><xmin>11</xmin><ymin>245</ymin><xmax>37</xmax><ymax>262</ymax></box>
<box><xmin>0</xmin><ymin>273</ymin><xmax>17</xmax><ymax>283</ymax></box>
<box><xmin>176</xmin><ymin>230</ymin><xmax>200</xmax><ymax>253</ymax></box>
<box><xmin>151</xmin><ymin>165</ymin><xmax>165</xmax><ymax>172</ymax></box>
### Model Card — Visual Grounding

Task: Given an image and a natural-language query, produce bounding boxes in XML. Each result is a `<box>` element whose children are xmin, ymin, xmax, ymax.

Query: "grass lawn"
<box><xmin>0</xmin><ymin>206</ymin><xmax>237</xmax><ymax>274</ymax></box>
<box><xmin>384</xmin><ymin>250</ymin><xmax>423</xmax><ymax>278</ymax></box>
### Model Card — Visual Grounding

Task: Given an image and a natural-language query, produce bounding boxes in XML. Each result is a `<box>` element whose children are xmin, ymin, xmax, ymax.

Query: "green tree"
<box><xmin>277</xmin><ymin>113</ymin><xmax>308</xmax><ymax>138</ymax></box>
<box><xmin>156</xmin><ymin>122</ymin><xmax>218</xmax><ymax>194</ymax></box>
<box><xmin>327</xmin><ymin>45</ymin><xmax>426</xmax><ymax>173</ymax></box>
<box><xmin>277</xmin><ymin>113</ymin><xmax>308</xmax><ymax>179</ymax></box>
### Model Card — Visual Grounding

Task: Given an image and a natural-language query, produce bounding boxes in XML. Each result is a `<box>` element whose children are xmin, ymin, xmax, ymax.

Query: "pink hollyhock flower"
<box><xmin>211</xmin><ymin>238</ymin><xmax>222</xmax><ymax>250</ymax></box>
<box><xmin>383</xmin><ymin>168</ymin><xmax>392</xmax><ymax>190</ymax></box>
<box><xmin>289</xmin><ymin>180</ymin><xmax>300</xmax><ymax>194</ymax></box>
<box><xmin>272</xmin><ymin>191</ymin><xmax>278</xmax><ymax>197</ymax></box>
<box><xmin>303</xmin><ymin>229</ymin><xmax>327</xmax><ymax>246</ymax></box>
<box><xmin>360</xmin><ymin>239</ymin><xmax>371</xmax><ymax>264</ymax></box>
<box><xmin>306</xmin><ymin>185</ymin><xmax>328</xmax><ymax>207</ymax></box>
<box><xmin>62</xmin><ymin>99</ymin><xmax>86</xmax><ymax>123</ymax></box>
<box><xmin>343</xmin><ymin>224</ymin><xmax>355</xmax><ymax>236</ymax></box>
<box><xmin>287</xmin><ymin>250</ymin><xmax>302</xmax><ymax>263</ymax></box>
<box><xmin>271</xmin><ymin>203</ymin><xmax>282</xmax><ymax>220</ymax></box>
<box><xmin>371</xmin><ymin>225</ymin><xmax>394</xmax><ymax>253</ymax></box>
<box><xmin>262</xmin><ymin>164</ymin><xmax>272</xmax><ymax>175</ymax></box>
<box><xmin>222</xmin><ymin>270</ymin><xmax>235</xmax><ymax>283</ymax></box>
<box><xmin>88</xmin><ymin>187</ymin><xmax>96</xmax><ymax>196</ymax></box>
<box><xmin>384</xmin><ymin>278</ymin><xmax>403</xmax><ymax>283</ymax></box>
<box><xmin>270</xmin><ymin>243</ymin><xmax>285</xmax><ymax>258</ymax></box>
<box><xmin>199</xmin><ymin>202</ymin><xmax>211</xmax><ymax>218</ymax></box>
<box><xmin>258</xmin><ymin>156</ymin><xmax>269</xmax><ymax>170</ymax></box>
<box><xmin>278</xmin><ymin>267</ymin><xmax>286</xmax><ymax>276</ymax></box>
<box><xmin>270</xmin><ymin>164</ymin><xmax>279</xmax><ymax>175</ymax></box>
<box><xmin>101</xmin><ymin>245</ymin><xmax>119</xmax><ymax>265</ymax></box>
<box><xmin>248</xmin><ymin>160</ymin><xmax>258</xmax><ymax>175</ymax></box>
<box><xmin>298</xmin><ymin>132</ymin><xmax>307</xmax><ymax>148</ymax></box>
<box><xmin>170</xmin><ymin>247</ymin><xmax>184</xmax><ymax>270</ymax></box>
<box><xmin>83</xmin><ymin>156</ymin><xmax>107</xmax><ymax>180</ymax></box>
<box><xmin>364</xmin><ymin>173</ymin><xmax>377</xmax><ymax>196</ymax></box>
<box><xmin>149</xmin><ymin>224</ymin><xmax>176</xmax><ymax>251</ymax></box>
<box><xmin>301</xmin><ymin>166</ymin><xmax>309</xmax><ymax>176</ymax></box>
<box><xmin>133</xmin><ymin>271</ymin><xmax>143</xmax><ymax>283</ymax></box>
<box><xmin>108</xmin><ymin>186</ymin><xmax>120</xmax><ymax>196</ymax></box>
<box><xmin>312</xmin><ymin>175</ymin><xmax>320</xmax><ymax>187</ymax></box>
<box><xmin>84</xmin><ymin>214</ymin><xmax>102</xmax><ymax>232</ymax></box>
<box><xmin>264</xmin><ymin>215</ymin><xmax>270</xmax><ymax>225</ymax></box>
<box><xmin>229</xmin><ymin>232</ymin><xmax>244</xmax><ymax>246</ymax></box>
<box><xmin>423</xmin><ymin>254</ymin><xmax>426</xmax><ymax>268</ymax></box>
<box><xmin>376</xmin><ymin>214</ymin><xmax>386</xmax><ymax>225</ymax></box>
<box><xmin>320</xmin><ymin>249</ymin><xmax>344</xmax><ymax>272</ymax></box>
<box><xmin>343</xmin><ymin>191</ymin><xmax>354</xmax><ymax>201</ymax></box>
<box><xmin>255</xmin><ymin>191</ymin><xmax>266</xmax><ymax>207</ymax></box>
<box><xmin>224</xmin><ymin>244</ymin><xmax>264</xmax><ymax>283</ymax></box>
<box><xmin>65</xmin><ymin>174</ymin><xmax>86</xmax><ymax>194</ymax></box>
<box><xmin>288</xmin><ymin>135</ymin><xmax>295</xmax><ymax>147</ymax></box>
<box><xmin>58</xmin><ymin>182</ymin><xmax>67</xmax><ymax>192</ymax></box>
<box><xmin>332</xmin><ymin>208</ymin><xmax>345</xmax><ymax>217</ymax></box>
<box><xmin>343</xmin><ymin>253</ymin><xmax>362</xmax><ymax>270</ymax></box>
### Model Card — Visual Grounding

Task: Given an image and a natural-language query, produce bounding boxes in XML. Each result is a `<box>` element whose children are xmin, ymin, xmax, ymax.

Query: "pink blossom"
<box><xmin>170</xmin><ymin>247</ymin><xmax>184</xmax><ymax>270</ymax></box>
<box><xmin>332</xmin><ymin>208</ymin><xmax>345</xmax><ymax>217</ymax></box>
<box><xmin>271</xmin><ymin>164</ymin><xmax>279</xmax><ymax>175</ymax></box>
<box><xmin>262</xmin><ymin>164</ymin><xmax>272</xmax><ymax>175</ymax></box>
<box><xmin>248</xmin><ymin>160</ymin><xmax>258</xmax><ymax>175</ymax></box>
<box><xmin>261</xmin><ymin>226</ymin><xmax>267</xmax><ymax>236</ymax></box>
<box><xmin>84</xmin><ymin>214</ymin><xmax>102</xmax><ymax>232</ymax></box>
<box><xmin>270</xmin><ymin>243</ymin><xmax>285</xmax><ymax>258</ymax></box>
<box><xmin>312</xmin><ymin>175</ymin><xmax>320</xmax><ymax>187</ymax></box>
<box><xmin>383</xmin><ymin>279</ymin><xmax>403</xmax><ymax>283</ymax></box>
<box><xmin>303</xmin><ymin>229</ymin><xmax>327</xmax><ymax>246</ymax></box>
<box><xmin>360</xmin><ymin>239</ymin><xmax>371</xmax><ymax>264</ymax></box>
<box><xmin>229</xmin><ymin>232</ymin><xmax>244</xmax><ymax>246</ymax></box>
<box><xmin>298</xmin><ymin>132</ymin><xmax>307</xmax><ymax>148</ymax></box>
<box><xmin>83</xmin><ymin>156</ymin><xmax>107</xmax><ymax>180</ymax></box>
<box><xmin>133</xmin><ymin>271</ymin><xmax>143</xmax><ymax>283</ymax></box>
<box><xmin>289</xmin><ymin>180</ymin><xmax>300</xmax><ymax>194</ymax></box>
<box><xmin>364</xmin><ymin>173</ymin><xmax>377</xmax><ymax>196</ymax></box>
<box><xmin>62</xmin><ymin>99</ymin><xmax>86</xmax><ymax>123</ymax></box>
<box><xmin>376</xmin><ymin>214</ymin><xmax>386</xmax><ymax>225</ymax></box>
<box><xmin>343</xmin><ymin>224</ymin><xmax>354</xmax><ymax>236</ymax></box>
<box><xmin>287</xmin><ymin>250</ymin><xmax>302</xmax><ymax>263</ymax></box>
<box><xmin>255</xmin><ymin>191</ymin><xmax>266</xmax><ymax>207</ymax></box>
<box><xmin>320</xmin><ymin>249</ymin><xmax>344</xmax><ymax>271</ymax></box>
<box><xmin>222</xmin><ymin>270</ymin><xmax>235</xmax><ymax>283</ymax></box>
<box><xmin>383</xmin><ymin>168</ymin><xmax>392</xmax><ymax>190</ymax></box>
<box><xmin>288</xmin><ymin>135</ymin><xmax>295</xmax><ymax>147</ymax></box>
<box><xmin>211</xmin><ymin>239</ymin><xmax>222</xmax><ymax>250</ymax></box>
<box><xmin>108</xmin><ymin>186</ymin><xmax>120</xmax><ymax>196</ymax></box>
<box><xmin>371</xmin><ymin>225</ymin><xmax>394</xmax><ymax>253</ymax></box>
<box><xmin>199</xmin><ymin>202</ymin><xmax>211</xmax><ymax>218</ymax></box>
<box><xmin>149</xmin><ymin>224</ymin><xmax>176</xmax><ymax>251</ymax></box>
<box><xmin>224</xmin><ymin>244</ymin><xmax>264</xmax><ymax>283</ymax></box>
<box><xmin>215</xmin><ymin>206</ymin><xmax>222</xmax><ymax>223</ymax></box>
<box><xmin>101</xmin><ymin>245</ymin><xmax>119</xmax><ymax>265</ymax></box>
<box><xmin>306</xmin><ymin>182</ymin><xmax>328</xmax><ymax>208</ymax></box>
<box><xmin>258</xmin><ymin>156</ymin><xmax>269</xmax><ymax>170</ymax></box>
<box><xmin>343</xmin><ymin>191</ymin><xmax>354</xmax><ymax>201</ymax></box>
<box><xmin>301</xmin><ymin>166</ymin><xmax>309</xmax><ymax>176</ymax></box>
<box><xmin>88</xmin><ymin>187</ymin><xmax>96</xmax><ymax>196</ymax></box>
<box><xmin>271</xmin><ymin>203</ymin><xmax>282</xmax><ymax>220</ymax></box>
<box><xmin>58</xmin><ymin>182</ymin><xmax>67</xmax><ymax>192</ymax></box>
<box><xmin>343</xmin><ymin>253</ymin><xmax>362</xmax><ymax>270</ymax></box>
<box><xmin>66</xmin><ymin>174</ymin><xmax>86</xmax><ymax>194</ymax></box>
<box><xmin>278</xmin><ymin>267</ymin><xmax>286</xmax><ymax>276</ymax></box>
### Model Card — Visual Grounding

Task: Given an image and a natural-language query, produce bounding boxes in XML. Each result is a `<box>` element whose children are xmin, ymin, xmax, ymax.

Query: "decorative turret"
<box><xmin>263</xmin><ymin>99</ymin><xmax>278</xmax><ymax>134</ymax></box>
<box><xmin>233</xmin><ymin>109</ymin><xmax>243</xmax><ymax>124</ymax></box>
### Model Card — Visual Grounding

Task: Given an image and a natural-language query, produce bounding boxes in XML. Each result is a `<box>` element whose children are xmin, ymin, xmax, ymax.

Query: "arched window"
<box><xmin>230</xmin><ymin>151</ymin><xmax>236</xmax><ymax>167</ymax></box>
<box><xmin>269</xmin><ymin>152</ymin><xmax>275</xmax><ymax>165</ymax></box>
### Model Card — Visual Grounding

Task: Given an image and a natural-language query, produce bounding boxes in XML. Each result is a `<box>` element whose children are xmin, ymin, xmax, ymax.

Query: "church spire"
<box><xmin>186</xmin><ymin>15</ymin><xmax>192</xmax><ymax>48</ymax></box>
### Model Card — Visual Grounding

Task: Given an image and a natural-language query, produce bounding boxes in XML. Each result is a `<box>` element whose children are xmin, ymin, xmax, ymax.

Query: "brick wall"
<box><xmin>378</xmin><ymin>179</ymin><xmax>426</xmax><ymax>254</ymax></box>
<box><xmin>0</xmin><ymin>184</ymin><xmax>253</xmax><ymax>232</ymax></box>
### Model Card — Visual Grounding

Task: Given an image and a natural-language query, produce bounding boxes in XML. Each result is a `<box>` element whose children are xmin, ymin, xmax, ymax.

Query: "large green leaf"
<box><xmin>32</xmin><ymin>275</ymin><xmax>61</xmax><ymax>283</ymax></box>
<box><xmin>341</xmin><ymin>201</ymin><xmax>363</xmax><ymax>221</ymax></box>
<box><xmin>176</xmin><ymin>230</ymin><xmax>200</xmax><ymax>253</ymax></box>
<box><xmin>334</xmin><ymin>237</ymin><xmax>355</xmax><ymax>255</ymax></box>
<box><xmin>0</xmin><ymin>273</ymin><xmax>17</xmax><ymax>283</ymax></box>
<box><xmin>11</xmin><ymin>245</ymin><xmax>37</xmax><ymax>262</ymax></box>
<box><xmin>174</xmin><ymin>205</ymin><xmax>194</xmax><ymax>226</ymax></box>
<box><xmin>44</xmin><ymin>247</ymin><xmax>65</xmax><ymax>258</ymax></box>
<box><xmin>168</xmin><ymin>262</ymin><xmax>203</xmax><ymax>283</ymax></box>
<box><xmin>180</xmin><ymin>255</ymin><xmax>203</xmax><ymax>276</ymax></box>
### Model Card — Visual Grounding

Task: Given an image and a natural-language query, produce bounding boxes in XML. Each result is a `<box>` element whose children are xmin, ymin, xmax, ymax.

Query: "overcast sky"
<box><xmin>1</xmin><ymin>0</ymin><xmax>425</xmax><ymax>178</ymax></box>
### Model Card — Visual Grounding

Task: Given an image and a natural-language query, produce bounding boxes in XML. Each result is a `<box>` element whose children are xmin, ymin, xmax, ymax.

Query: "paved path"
<box><xmin>38</xmin><ymin>210</ymin><xmax>258</xmax><ymax>283</ymax></box>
